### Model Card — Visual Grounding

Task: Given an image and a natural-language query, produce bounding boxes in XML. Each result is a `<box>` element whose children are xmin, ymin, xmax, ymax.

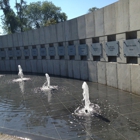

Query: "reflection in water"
<box><xmin>19</xmin><ymin>81</ymin><xmax>25</xmax><ymax>94</ymax></box>
<box><xmin>43</xmin><ymin>89</ymin><xmax>52</xmax><ymax>103</ymax></box>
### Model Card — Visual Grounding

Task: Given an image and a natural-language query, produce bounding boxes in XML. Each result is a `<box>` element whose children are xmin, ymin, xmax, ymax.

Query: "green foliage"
<box><xmin>88</xmin><ymin>7</ymin><xmax>99</xmax><ymax>13</ymax></box>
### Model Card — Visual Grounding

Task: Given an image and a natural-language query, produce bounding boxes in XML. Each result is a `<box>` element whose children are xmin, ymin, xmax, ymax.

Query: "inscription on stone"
<box><xmin>8</xmin><ymin>50</ymin><xmax>14</xmax><ymax>57</ymax></box>
<box><xmin>32</xmin><ymin>48</ymin><xmax>38</xmax><ymax>56</ymax></box>
<box><xmin>68</xmin><ymin>45</ymin><xmax>76</xmax><ymax>56</ymax></box>
<box><xmin>123</xmin><ymin>39</ymin><xmax>140</xmax><ymax>57</ymax></box>
<box><xmin>58</xmin><ymin>46</ymin><xmax>65</xmax><ymax>56</ymax></box>
<box><xmin>48</xmin><ymin>47</ymin><xmax>55</xmax><ymax>56</ymax></box>
<box><xmin>40</xmin><ymin>48</ymin><xmax>46</xmax><ymax>56</ymax></box>
<box><xmin>106</xmin><ymin>41</ymin><xmax>119</xmax><ymax>56</ymax></box>
<box><xmin>16</xmin><ymin>50</ymin><xmax>21</xmax><ymax>57</ymax></box>
<box><xmin>91</xmin><ymin>43</ymin><xmax>102</xmax><ymax>56</ymax></box>
<box><xmin>79</xmin><ymin>44</ymin><xmax>88</xmax><ymax>56</ymax></box>
<box><xmin>0</xmin><ymin>50</ymin><xmax>6</xmax><ymax>57</ymax></box>
<box><xmin>24</xmin><ymin>49</ymin><xmax>30</xmax><ymax>56</ymax></box>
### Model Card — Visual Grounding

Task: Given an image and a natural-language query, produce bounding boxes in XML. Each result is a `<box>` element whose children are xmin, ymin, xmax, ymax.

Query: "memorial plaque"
<box><xmin>32</xmin><ymin>48</ymin><xmax>38</xmax><ymax>56</ymax></box>
<box><xmin>16</xmin><ymin>50</ymin><xmax>21</xmax><ymax>57</ymax></box>
<box><xmin>24</xmin><ymin>49</ymin><xmax>30</xmax><ymax>56</ymax></box>
<box><xmin>91</xmin><ymin>43</ymin><xmax>102</xmax><ymax>56</ymax></box>
<box><xmin>58</xmin><ymin>46</ymin><xmax>65</xmax><ymax>56</ymax></box>
<box><xmin>48</xmin><ymin>47</ymin><xmax>55</xmax><ymax>56</ymax></box>
<box><xmin>68</xmin><ymin>45</ymin><xmax>76</xmax><ymax>56</ymax></box>
<box><xmin>0</xmin><ymin>50</ymin><xmax>6</xmax><ymax>57</ymax></box>
<box><xmin>40</xmin><ymin>48</ymin><xmax>46</xmax><ymax>56</ymax></box>
<box><xmin>8</xmin><ymin>50</ymin><xmax>14</xmax><ymax>57</ymax></box>
<box><xmin>123</xmin><ymin>39</ymin><xmax>140</xmax><ymax>57</ymax></box>
<box><xmin>106</xmin><ymin>41</ymin><xmax>119</xmax><ymax>56</ymax></box>
<box><xmin>78</xmin><ymin>44</ymin><xmax>88</xmax><ymax>56</ymax></box>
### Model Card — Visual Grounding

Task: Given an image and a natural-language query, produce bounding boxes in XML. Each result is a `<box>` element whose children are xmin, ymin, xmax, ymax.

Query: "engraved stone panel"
<box><xmin>58</xmin><ymin>46</ymin><xmax>65</xmax><ymax>56</ymax></box>
<box><xmin>91</xmin><ymin>43</ymin><xmax>102</xmax><ymax>56</ymax></box>
<box><xmin>40</xmin><ymin>48</ymin><xmax>46</xmax><ymax>56</ymax></box>
<box><xmin>123</xmin><ymin>39</ymin><xmax>140</xmax><ymax>57</ymax></box>
<box><xmin>78</xmin><ymin>44</ymin><xmax>88</xmax><ymax>56</ymax></box>
<box><xmin>68</xmin><ymin>45</ymin><xmax>76</xmax><ymax>56</ymax></box>
<box><xmin>0</xmin><ymin>50</ymin><xmax>6</xmax><ymax>57</ymax></box>
<box><xmin>16</xmin><ymin>50</ymin><xmax>21</xmax><ymax>57</ymax></box>
<box><xmin>8</xmin><ymin>50</ymin><xmax>14</xmax><ymax>57</ymax></box>
<box><xmin>48</xmin><ymin>47</ymin><xmax>55</xmax><ymax>56</ymax></box>
<box><xmin>24</xmin><ymin>49</ymin><xmax>30</xmax><ymax>56</ymax></box>
<box><xmin>32</xmin><ymin>48</ymin><xmax>38</xmax><ymax>56</ymax></box>
<box><xmin>106</xmin><ymin>41</ymin><xmax>119</xmax><ymax>56</ymax></box>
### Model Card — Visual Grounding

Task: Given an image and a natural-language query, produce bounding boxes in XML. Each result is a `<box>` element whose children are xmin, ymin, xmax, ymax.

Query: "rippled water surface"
<box><xmin>0</xmin><ymin>74</ymin><xmax>140</xmax><ymax>140</ymax></box>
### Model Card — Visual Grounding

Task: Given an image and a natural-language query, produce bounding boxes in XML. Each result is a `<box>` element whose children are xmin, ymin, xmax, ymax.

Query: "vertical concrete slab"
<box><xmin>85</xmin><ymin>12</ymin><xmax>95</xmax><ymax>38</ymax></box>
<box><xmin>25</xmin><ymin>60</ymin><xmax>32</xmax><ymax>73</ymax></box>
<box><xmin>116</xmin><ymin>33</ymin><xmax>126</xmax><ymax>63</ymax></box>
<box><xmin>57</xmin><ymin>22</ymin><xmax>65</xmax><ymax>42</ymax></box>
<box><xmin>131</xmin><ymin>64</ymin><xmax>140</xmax><ymax>95</ymax></box>
<box><xmin>2</xmin><ymin>35</ymin><xmax>8</xmax><ymax>48</ymax></box>
<box><xmin>73</xmin><ymin>60</ymin><xmax>80</xmax><ymax>79</ymax></box>
<box><xmin>7</xmin><ymin>34</ymin><xmax>13</xmax><ymax>48</ymax></box>
<box><xmin>39</xmin><ymin>27</ymin><xmax>45</xmax><ymax>44</ymax></box>
<box><xmin>117</xmin><ymin>63</ymin><xmax>131</xmax><ymax>92</ymax></box>
<box><xmin>37</xmin><ymin>60</ymin><xmax>43</xmax><ymax>73</ymax></box>
<box><xmin>0</xmin><ymin>60</ymin><xmax>5</xmax><ymax>71</ymax></box>
<box><xmin>10</xmin><ymin>60</ymin><xmax>16</xmax><ymax>72</ymax></box>
<box><xmin>60</xmin><ymin>60</ymin><xmax>68</xmax><ymax>77</ymax></box>
<box><xmin>68</xmin><ymin>60</ymin><xmax>73</xmax><ymax>78</ymax></box>
<box><xmin>47</xmin><ymin>60</ymin><xmax>54</xmax><ymax>75</ymax></box>
<box><xmin>5</xmin><ymin>60</ymin><xmax>11</xmax><ymax>72</ymax></box>
<box><xmin>0</xmin><ymin>36</ymin><xmax>3</xmax><ymax>48</ymax></box>
<box><xmin>129</xmin><ymin>0</ymin><xmax>140</xmax><ymax>31</ymax></box>
<box><xmin>17</xmin><ymin>33</ymin><xmax>23</xmax><ymax>47</ymax></box>
<box><xmin>33</xmin><ymin>29</ymin><xmax>40</xmax><ymax>45</ymax></box>
<box><xmin>71</xmin><ymin>18</ymin><xmax>78</xmax><ymax>40</ymax></box>
<box><xmin>88</xmin><ymin>61</ymin><xmax>97</xmax><ymax>82</ymax></box>
<box><xmin>22</xmin><ymin>31</ymin><xmax>29</xmax><ymax>46</ymax></box>
<box><xmin>44</xmin><ymin>26</ymin><xmax>50</xmax><ymax>44</ymax></box>
<box><xmin>50</xmin><ymin>25</ymin><xmax>57</xmax><ymax>43</ymax></box>
<box><xmin>42</xmin><ymin>59</ymin><xmax>48</xmax><ymax>73</ymax></box>
<box><xmin>64</xmin><ymin>20</ymin><xmax>71</xmax><ymax>41</ymax></box>
<box><xmin>30</xmin><ymin>60</ymin><xmax>37</xmax><ymax>73</ymax></box>
<box><xmin>106</xmin><ymin>62</ymin><xmax>118</xmax><ymax>88</ymax></box>
<box><xmin>80</xmin><ymin>61</ymin><xmax>88</xmax><ymax>80</ymax></box>
<box><xmin>95</xmin><ymin>8</ymin><xmax>104</xmax><ymax>36</ymax></box>
<box><xmin>77</xmin><ymin>15</ymin><xmax>86</xmax><ymax>39</ymax></box>
<box><xmin>28</xmin><ymin>30</ymin><xmax>34</xmax><ymax>45</ymax></box>
<box><xmin>104</xmin><ymin>3</ymin><xmax>117</xmax><ymax>35</ymax></box>
<box><xmin>97</xmin><ymin>61</ymin><xmax>106</xmax><ymax>85</ymax></box>
<box><xmin>116</xmin><ymin>0</ymin><xmax>129</xmax><ymax>33</ymax></box>
<box><xmin>53</xmin><ymin>60</ymin><xmax>60</xmax><ymax>76</ymax></box>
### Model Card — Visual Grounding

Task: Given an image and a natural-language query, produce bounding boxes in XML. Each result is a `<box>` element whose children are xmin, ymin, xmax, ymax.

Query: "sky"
<box><xmin>0</xmin><ymin>0</ymin><xmax>118</xmax><ymax>34</ymax></box>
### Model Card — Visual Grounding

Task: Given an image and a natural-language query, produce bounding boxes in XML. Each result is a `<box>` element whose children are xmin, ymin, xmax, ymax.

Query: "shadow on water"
<box><xmin>94</xmin><ymin>113</ymin><xmax>110</xmax><ymax>123</ymax></box>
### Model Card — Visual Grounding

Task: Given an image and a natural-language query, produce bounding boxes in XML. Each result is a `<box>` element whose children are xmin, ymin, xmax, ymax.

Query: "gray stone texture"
<box><xmin>10</xmin><ymin>60</ymin><xmax>16</xmax><ymax>72</ymax></box>
<box><xmin>88</xmin><ymin>61</ymin><xmax>97</xmax><ymax>82</ymax></box>
<box><xmin>5</xmin><ymin>60</ymin><xmax>11</xmax><ymax>72</ymax></box>
<box><xmin>97</xmin><ymin>61</ymin><xmax>106</xmax><ymax>85</ymax></box>
<box><xmin>85</xmin><ymin>12</ymin><xmax>95</xmax><ymax>38</ymax></box>
<box><xmin>104</xmin><ymin>3</ymin><xmax>117</xmax><ymax>35</ymax></box>
<box><xmin>39</xmin><ymin>27</ymin><xmax>45</xmax><ymax>44</ymax></box>
<box><xmin>70</xmin><ymin>18</ymin><xmax>78</xmax><ymax>40</ymax></box>
<box><xmin>130</xmin><ymin>64</ymin><xmax>140</xmax><ymax>95</ymax></box>
<box><xmin>7</xmin><ymin>34</ymin><xmax>13</xmax><ymax>48</ymax></box>
<box><xmin>67</xmin><ymin>60</ymin><xmax>73</xmax><ymax>78</ymax></box>
<box><xmin>60</xmin><ymin>60</ymin><xmax>68</xmax><ymax>77</ymax></box>
<box><xmin>64</xmin><ymin>21</ymin><xmax>71</xmax><ymax>41</ymax></box>
<box><xmin>57</xmin><ymin>22</ymin><xmax>65</xmax><ymax>42</ymax></box>
<box><xmin>73</xmin><ymin>61</ymin><xmax>80</xmax><ymax>79</ymax></box>
<box><xmin>129</xmin><ymin>0</ymin><xmax>140</xmax><ymax>31</ymax></box>
<box><xmin>77</xmin><ymin>15</ymin><xmax>86</xmax><ymax>39</ymax></box>
<box><xmin>106</xmin><ymin>62</ymin><xmax>118</xmax><ymax>88</ymax></box>
<box><xmin>2</xmin><ymin>35</ymin><xmax>8</xmax><ymax>48</ymax></box>
<box><xmin>17</xmin><ymin>33</ymin><xmax>23</xmax><ymax>47</ymax></box>
<box><xmin>94</xmin><ymin>8</ymin><xmax>104</xmax><ymax>36</ymax></box>
<box><xmin>31</xmin><ymin>60</ymin><xmax>37</xmax><ymax>73</ymax></box>
<box><xmin>22</xmin><ymin>31</ymin><xmax>29</xmax><ymax>46</ymax></box>
<box><xmin>117</xmin><ymin>63</ymin><xmax>131</xmax><ymax>92</ymax></box>
<box><xmin>42</xmin><ymin>60</ymin><xmax>48</xmax><ymax>73</ymax></box>
<box><xmin>0</xmin><ymin>60</ymin><xmax>5</xmax><ymax>71</ymax></box>
<box><xmin>116</xmin><ymin>0</ymin><xmax>129</xmax><ymax>33</ymax></box>
<box><xmin>33</xmin><ymin>29</ymin><xmax>40</xmax><ymax>45</ymax></box>
<box><xmin>25</xmin><ymin>60</ymin><xmax>32</xmax><ymax>72</ymax></box>
<box><xmin>44</xmin><ymin>26</ymin><xmax>50</xmax><ymax>44</ymax></box>
<box><xmin>49</xmin><ymin>25</ymin><xmax>57</xmax><ymax>43</ymax></box>
<box><xmin>80</xmin><ymin>61</ymin><xmax>88</xmax><ymax>80</ymax></box>
<box><xmin>28</xmin><ymin>30</ymin><xmax>34</xmax><ymax>45</ymax></box>
<box><xmin>53</xmin><ymin>60</ymin><xmax>60</xmax><ymax>76</ymax></box>
<box><xmin>37</xmin><ymin>60</ymin><xmax>43</xmax><ymax>73</ymax></box>
<box><xmin>47</xmin><ymin>60</ymin><xmax>54</xmax><ymax>75</ymax></box>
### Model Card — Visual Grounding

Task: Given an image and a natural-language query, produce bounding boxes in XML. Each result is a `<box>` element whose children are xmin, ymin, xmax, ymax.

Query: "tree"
<box><xmin>88</xmin><ymin>7</ymin><xmax>99</xmax><ymax>13</ymax></box>
<box><xmin>25</xmin><ymin>1</ymin><xmax>67</xmax><ymax>29</ymax></box>
<box><xmin>0</xmin><ymin>0</ymin><xmax>19</xmax><ymax>33</ymax></box>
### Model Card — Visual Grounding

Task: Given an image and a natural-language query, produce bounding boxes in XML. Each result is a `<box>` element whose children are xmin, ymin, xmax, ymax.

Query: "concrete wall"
<box><xmin>0</xmin><ymin>0</ymin><xmax>140</xmax><ymax>95</ymax></box>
